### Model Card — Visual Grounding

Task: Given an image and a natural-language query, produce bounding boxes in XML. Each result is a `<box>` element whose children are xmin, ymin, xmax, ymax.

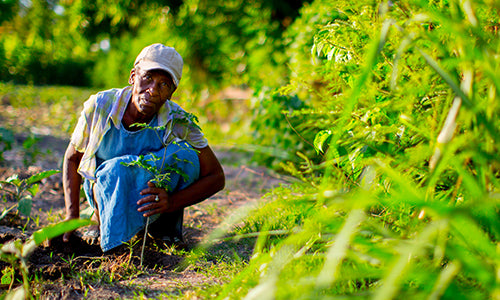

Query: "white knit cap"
<box><xmin>134</xmin><ymin>43</ymin><xmax>183</xmax><ymax>87</ymax></box>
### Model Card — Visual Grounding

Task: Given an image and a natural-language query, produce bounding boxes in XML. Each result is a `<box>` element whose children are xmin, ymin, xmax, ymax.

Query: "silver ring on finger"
<box><xmin>155</xmin><ymin>195</ymin><xmax>159</xmax><ymax>202</ymax></box>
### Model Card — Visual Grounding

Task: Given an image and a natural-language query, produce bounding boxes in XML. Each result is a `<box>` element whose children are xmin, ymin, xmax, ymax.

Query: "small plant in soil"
<box><xmin>0</xmin><ymin>170</ymin><xmax>60</xmax><ymax>222</ymax></box>
<box><xmin>0</xmin><ymin>219</ymin><xmax>92</xmax><ymax>299</ymax></box>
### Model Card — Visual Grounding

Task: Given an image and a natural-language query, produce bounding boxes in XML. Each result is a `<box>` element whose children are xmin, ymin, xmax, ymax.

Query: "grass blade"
<box><xmin>417</xmin><ymin>49</ymin><xmax>472</xmax><ymax>108</ymax></box>
<box><xmin>316</xmin><ymin>208</ymin><xmax>366</xmax><ymax>287</ymax></box>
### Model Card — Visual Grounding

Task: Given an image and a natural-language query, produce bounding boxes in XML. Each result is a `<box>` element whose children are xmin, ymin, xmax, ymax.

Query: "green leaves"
<box><xmin>0</xmin><ymin>170</ymin><xmax>60</xmax><ymax>219</ymax></box>
<box><xmin>17</xmin><ymin>195</ymin><xmax>32</xmax><ymax>217</ymax></box>
<box><xmin>215</xmin><ymin>0</ymin><xmax>500</xmax><ymax>299</ymax></box>
<box><xmin>313</xmin><ymin>129</ymin><xmax>332</xmax><ymax>154</ymax></box>
<box><xmin>170</xmin><ymin>110</ymin><xmax>202</xmax><ymax>132</ymax></box>
<box><xmin>0</xmin><ymin>218</ymin><xmax>93</xmax><ymax>298</ymax></box>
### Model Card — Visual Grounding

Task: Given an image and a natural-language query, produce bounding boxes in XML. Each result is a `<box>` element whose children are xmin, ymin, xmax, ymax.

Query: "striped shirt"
<box><xmin>71</xmin><ymin>86</ymin><xmax>208</xmax><ymax>181</ymax></box>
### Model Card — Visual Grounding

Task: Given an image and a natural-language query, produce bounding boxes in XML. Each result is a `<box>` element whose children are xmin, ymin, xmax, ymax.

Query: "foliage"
<box><xmin>0</xmin><ymin>219</ymin><xmax>93</xmax><ymax>299</ymax></box>
<box><xmin>248</xmin><ymin>0</ymin><xmax>351</xmax><ymax>168</ymax></box>
<box><xmin>210</xmin><ymin>0</ymin><xmax>500</xmax><ymax>299</ymax></box>
<box><xmin>248</xmin><ymin>87</ymin><xmax>312</xmax><ymax>169</ymax></box>
<box><xmin>0</xmin><ymin>0</ymin><xmax>310</xmax><ymax>89</ymax></box>
<box><xmin>0</xmin><ymin>170</ymin><xmax>60</xmax><ymax>220</ymax></box>
<box><xmin>0</xmin><ymin>126</ymin><xmax>44</xmax><ymax>168</ymax></box>
<box><xmin>0</xmin><ymin>127</ymin><xmax>14</xmax><ymax>164</ymax></box>
<box><xmin>0</xmin><ymin>0</ymin><xmax>498</xmax><ymax>298</ymax></box>
<box><xmin>121</xmin><ymin>109</ymin><xmax>200</xmax><ymax>190</ymax></box>
<box><xmin>120</xmin><ymin>151</ymin><xmax>191</xmax><ymax>192</ymax></box>
<box><xmin>0</xmin><ymin>0</ymin><xmax>17</xmax><ymax>25</ymax></box>
<box><xmin>20</xmin><ymin>133</ymin><xmax>41</xmax><ymax>167</ymax></box>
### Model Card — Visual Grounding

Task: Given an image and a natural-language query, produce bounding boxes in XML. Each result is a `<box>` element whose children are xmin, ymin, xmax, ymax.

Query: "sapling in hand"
<box><xmin>120</xmin><ymin>110</ymin><xmax>200</xmax><ymax>267</ymax></box>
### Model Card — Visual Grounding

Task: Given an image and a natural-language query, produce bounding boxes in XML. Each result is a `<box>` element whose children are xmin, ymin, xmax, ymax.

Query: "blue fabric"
<box><xmin>83</xmin><ymin>117</ymin><xmax>199</xmax><ymax>252</ymax></box>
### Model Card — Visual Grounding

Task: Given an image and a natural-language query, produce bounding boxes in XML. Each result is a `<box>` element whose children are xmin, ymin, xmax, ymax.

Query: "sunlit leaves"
<box><xmin>0</xmin><ymin>218</ymin><xmax>92</xmax><ymax>298</ymax></box>
<box><xmin>313</xmin><ymin>129</ymin><xmax>332</xmax><ymax>154</ymax></box>
<box><xmin>30</xmin><ymin>219</ymin><xmax>94</xmax><ymax>246</ymax></box>
<box><xmin>0</xmin><ymin>170</ymin><xmax>61</xmax><ymax>218</ymax></box>
<box><xmin>217</xmin><ymin>0</ymin><xmax>500</xmax><ymax>299</ymax></box>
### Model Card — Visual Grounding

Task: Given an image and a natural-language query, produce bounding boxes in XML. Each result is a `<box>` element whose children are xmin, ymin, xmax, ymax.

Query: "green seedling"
<box><xmin>120</xmin><ymin>151</ymin><xmax>190</xmax><ymax>190</ymax></box>
<box><xmin>0</xmin><ymin>218</ymin><xmax>93</xmax><ymax>299</ymax></box>
<box><xmin>121</xmin><ymin>111</ymin><xmax>200</xmax><ymax>267</ymax></box>
<box><xmin>0</xmin><ymin>170</ymin><xmax>60</xmax><ymax>221</ymax></box>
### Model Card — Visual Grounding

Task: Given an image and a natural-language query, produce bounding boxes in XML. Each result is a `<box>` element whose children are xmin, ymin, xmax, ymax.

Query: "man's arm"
<box><xmin>138</xmin><ymin>145</ymin><xmax>225</xmax><ymax>216</ymax></box>
<box><xmin>62</xmin><ymin>143</ymin><xmax>84</xmax><ymax>241</ymax></box>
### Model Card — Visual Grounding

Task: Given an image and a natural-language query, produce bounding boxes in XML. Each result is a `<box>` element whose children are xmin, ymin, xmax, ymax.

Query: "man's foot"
<box><xmin>82</xmin><ymin>225</ymin><xmax>100</xmax><ymax>245</ymax></box>
<box><xmin>82</xmin><ymin>208</ymin><xmax>101</xmax><ymax>245</ymax></box>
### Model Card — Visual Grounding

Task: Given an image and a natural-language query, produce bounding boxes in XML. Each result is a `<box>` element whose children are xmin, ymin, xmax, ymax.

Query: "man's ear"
<box><xmin>128</xmin><ymin>68</ymin><xmax>136</xmax><ymax>85</ymax></box>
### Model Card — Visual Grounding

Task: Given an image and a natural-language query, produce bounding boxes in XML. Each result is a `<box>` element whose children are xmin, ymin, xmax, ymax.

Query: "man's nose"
<box><xmin>147</xmin><ymin>81</ymin><xmax>161</xmax><ymax>96</ymax></box>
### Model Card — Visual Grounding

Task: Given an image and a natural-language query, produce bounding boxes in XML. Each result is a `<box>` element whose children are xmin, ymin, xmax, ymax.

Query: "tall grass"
<box><xmin>212</xmin><ymin>0</ymin><xmax>499</xmax><ymax>298</ymax></box>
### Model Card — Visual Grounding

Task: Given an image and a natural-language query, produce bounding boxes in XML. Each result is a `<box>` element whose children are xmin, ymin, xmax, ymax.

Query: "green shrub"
<box><xmin>214</xmin><ymin>0</ymin><xmax>499</xmax><ymax>298</ymax></box>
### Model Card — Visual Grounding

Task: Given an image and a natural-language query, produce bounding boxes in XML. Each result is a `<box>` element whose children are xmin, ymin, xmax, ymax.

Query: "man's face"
<box><xmin>129</xmin><ymin>67</ymin><xmax>175</xmax><ymax>118</ymax></box>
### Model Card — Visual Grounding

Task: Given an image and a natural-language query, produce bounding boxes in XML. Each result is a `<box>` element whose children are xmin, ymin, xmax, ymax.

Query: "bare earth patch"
<box><xmin>0</xmin><ymin>134</ymin><xmax>288</xmax><ymax>299</ymax></box>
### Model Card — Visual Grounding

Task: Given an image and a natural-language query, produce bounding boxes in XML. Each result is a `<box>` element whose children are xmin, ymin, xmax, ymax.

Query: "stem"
<box><xmin>8</xmin><ymin>265</ymin><xmax>14</xmax><ymax>291</ymax></box>
<box><xmin>20</xmin><ymin>260</ymin><xmax>31</xmax><ymax>299</ymax></box>
<box><xmin>140</xmin><ymin>216</ymin><xmax>150</xmax><ymax>268</ymax></box>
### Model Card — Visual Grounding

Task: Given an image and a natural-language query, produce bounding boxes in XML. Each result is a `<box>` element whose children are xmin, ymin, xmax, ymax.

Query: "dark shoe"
<box><xmin>160</xmin><ymin>235</ymin><xmax>188</xmax><ymax>249</ymax></box>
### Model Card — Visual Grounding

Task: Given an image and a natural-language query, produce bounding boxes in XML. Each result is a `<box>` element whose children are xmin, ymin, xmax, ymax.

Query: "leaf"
<box><xmin>0</xmin><ymin>267</ymin><xmax>13</xmax><ymax>285</ymax></box>
<box><xmin>324</xmin><ymin>18</ymin><xmax>393</xmax><ymax>177</ymax></box>
<box><xmin>25</xmin><ymin>170</ymin><xmax>60</xmax><ymax>186</ymax></box>
<box><xmin>30</xmin><ymin>219</ymin><xmax>94</xmax><ymax>246</ymax></box>
<box><xmin>5</xmin><ymin>175</ymin><xmax>20</xmax><ymax>186</ymax></box>
<box><xmin>18</xmin><ymin>195</ymin><xmax>32</xmax><ymax>217</ymax></box>
<box><xmin>316</xmin><ymin>209</ymin><xmax>366</xmax><ymax>287</ymax></box>
<box><xmin>417</xmin><ymin>49</ymin><xmax>472</xmax><ymax>108</ymax></box>
<box><xmin>26</xmin><ymin>184</ymin><xmax>39</xmax><ymax>197</ymax></box>
<box><xmin>130</xmin><ymin>122</ymin><xmax>148</xmax><ymax>128</ymax></box>
<box><xmin>0</xmin><ymin>206</ymin><xmax>16</xmax><ymax>221</ymax></box>
<box><xmin>313</xmin><ymin>130</ymin><xmax>332</xmax><ymax>154</ymax></box>
<box><xmin>390</xmin><ymin>33</ymin><xmax>413</xmax><ymax>90</ymax></box>
<box><xmin>0</xmin><ymin>240</ymin><xmax>22</xmax><ymax>257</ymax></box>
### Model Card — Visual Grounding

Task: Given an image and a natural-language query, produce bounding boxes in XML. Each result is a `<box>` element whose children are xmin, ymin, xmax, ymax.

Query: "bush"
<box><xmin>0</xmin><ymin>38</ymin><xmax>93</xmax><ymax>86</ymax></box>
<box><xmin>215</xmin><ymin>0</ymin><xmax>500</xmax><ymax>298</ymax></box>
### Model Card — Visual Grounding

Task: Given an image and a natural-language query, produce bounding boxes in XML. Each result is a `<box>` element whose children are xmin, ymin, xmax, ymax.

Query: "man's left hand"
<box><xmin>137</xmin><ymin>181</ymin><xmax>170</xmax><ymax>217</ymax></box>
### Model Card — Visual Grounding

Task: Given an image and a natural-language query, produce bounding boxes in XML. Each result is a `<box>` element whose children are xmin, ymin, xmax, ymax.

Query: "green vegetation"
<box><xmin>0</xmin><ymin>0</ymin><xmax>498</xmax><ymax>299</ymax></box>
<box><xmin>215</xmin><ymin>0</ymin><xmax>499</xmax><ymax>299</ymax></box>
<box><xmin>0</xmin><ymin>170</ymin><xmax>60</xmax><ymax>220</ymax></box>
<box><xmin>0</xmin><ymin>219</ymin><xmax>92</xmax><ymax>299</ymax></box>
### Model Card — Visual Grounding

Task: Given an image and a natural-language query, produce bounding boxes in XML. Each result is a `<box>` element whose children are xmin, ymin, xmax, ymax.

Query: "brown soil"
<box><xmin>0</xmin><ymin>133</ymin><xmax>287</xmax><ymax>299</ymax></box>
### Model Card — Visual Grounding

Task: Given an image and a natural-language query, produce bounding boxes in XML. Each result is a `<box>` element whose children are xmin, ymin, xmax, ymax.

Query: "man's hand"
<box><xmin>137</xmin><ymin>181</ymin><xmax>170</xmax><ymax>217</ymax></box>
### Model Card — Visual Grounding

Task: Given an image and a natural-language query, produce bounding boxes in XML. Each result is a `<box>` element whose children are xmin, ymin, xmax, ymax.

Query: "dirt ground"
<box><xmin>0</xmin><ymin>133</ymin><xmax>288</xmax><ymax>299</ymax></box>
